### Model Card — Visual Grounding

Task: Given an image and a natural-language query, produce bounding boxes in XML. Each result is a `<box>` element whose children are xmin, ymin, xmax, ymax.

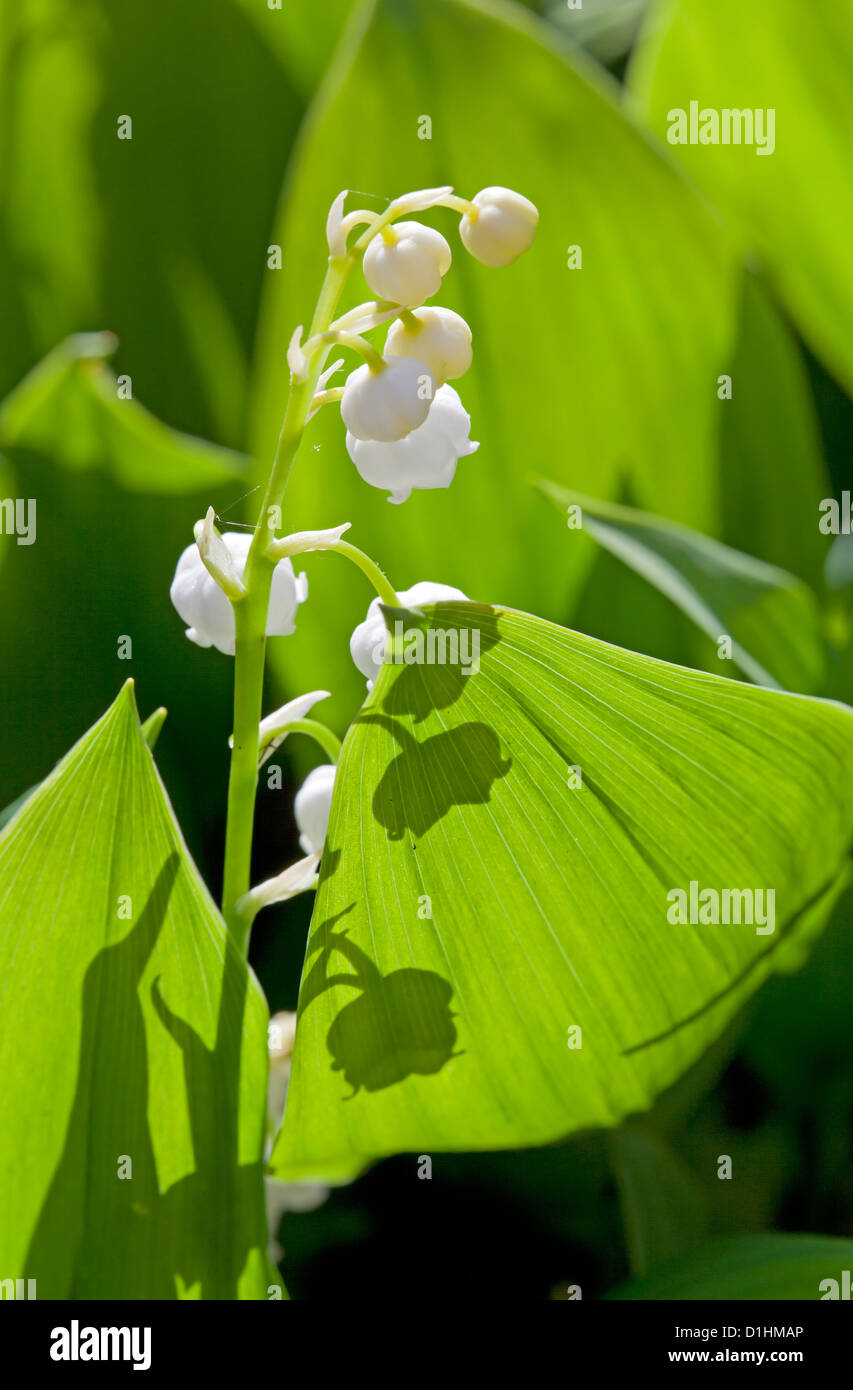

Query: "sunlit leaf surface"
<box><xmin>0</xmin><ymin>335</ymin><xmax>247</xmax><ymax>493</ymax></box>
<box><xmin>0</xmin><ymin>683</ymin><xmax>275</xmax><ymax>1298</ymax></box>
<box><xmin>631</xmin><ymin>0</ymin><xmax>853</xmax><ymax>394</ymax></box>
<box><xmin>536</xmin><ymin>479</ymin><xmax>827</xmax><ymax>693</ymax></box>
<box><xmin>273</xmin><ymin>603</ymin><xmax>853</xmax><ymax>1180</ymax></box>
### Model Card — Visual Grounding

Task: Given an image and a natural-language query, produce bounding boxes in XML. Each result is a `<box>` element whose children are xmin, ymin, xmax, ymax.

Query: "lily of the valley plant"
<box><xmin>170</xmin><ymin>183</ymin><xmax>538</xmax><ymax>952</ymax></box>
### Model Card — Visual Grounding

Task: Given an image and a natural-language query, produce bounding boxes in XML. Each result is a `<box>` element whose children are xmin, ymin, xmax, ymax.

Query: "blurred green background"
<box><xmin>2</xmin><ymin>0</ymin><xmax>852</xmax><ymax>1297</ymax></box>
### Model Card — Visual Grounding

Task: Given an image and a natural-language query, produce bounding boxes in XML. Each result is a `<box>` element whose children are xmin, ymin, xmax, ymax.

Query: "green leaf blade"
<box><xmin>274</xmin><ymin>605</ymin><xmax>853</xmax><ymax>1181</ymax></box>
<box><xmin>0</xmin><ymin>335</ymin><xmax>247</xmax><ymax>494</ymax></box>
<box><xmin>536</xmin><ymin>480</ymin><xmax>827</xmax><ymax>693</ymax></box>
<box><xmin>0</xmin><ymin>682</ymin><xmax>274</xmax><ymax>1299</ymax></box>
<box><xmin>630</xmin><ymin>0</ymin><xmax>853</xmax><ymax>394</ymax></box>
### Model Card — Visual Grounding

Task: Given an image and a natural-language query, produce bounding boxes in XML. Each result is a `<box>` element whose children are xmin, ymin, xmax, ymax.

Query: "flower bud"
<box><xmin>460</xmin><ymin>186</ymin><xmax>538</xmax><ymax>267</ymax></box>
<box><xmin>385</xmin><ymin>307</ymin><xmax>473</xmax><ymax>385</ymax></box>
<box><xmin>362</xmin><ymin>220</ymin><xmax>451</xmax><ymax>305</ymax></box>
<box><xmin>350</xmin><ymin>581</ymin><xmax>469</xmax><ymax>688</ymax></box>
<box><xmin>345</xmin><ymin>383</ymin><xmax>478</xmax><ymax>504</ymax></box>
<box><xmin>170</xmin><ymin>532</ymin><xmax>308</xmax><ymax>656</ymax></box>
<box><xmin>341</xmin><ymin>356</ymin><xmax>435</xmax><ymax>442</ymax></box>
<box><xmin>294</xmin><ymin>764</ymin><xmax>337</xmax><ymax>856</ymax></box>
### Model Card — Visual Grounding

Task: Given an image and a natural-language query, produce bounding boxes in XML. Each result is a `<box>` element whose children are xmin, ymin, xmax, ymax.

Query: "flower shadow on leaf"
<box><xmin>300</xmin><ymin>909</ymin><xmax>462</xmax><ymax>1097</ymax></box>
<box><xmin>357</xmin><ymin>713</ymin><xmax>512</xmax><ymax>840</ymax></box>
<box><xmin>377</xmin><ymin>602</ymin><xmax>503</xmax><ymax>722</ymax></box>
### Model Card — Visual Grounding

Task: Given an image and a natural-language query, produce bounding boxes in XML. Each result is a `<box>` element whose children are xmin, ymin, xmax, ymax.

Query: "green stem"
<box><xmin>330</xmin><ymin>540</ymin><xmax>399</xmax><ymax>608</ymax></box>
<box><xmin>220</xmin><ymin>254</ymin><xmax>353</xmax><ymax>952</ymax></box>
<box><xmin>305</xmin><ymin>328</ymin><xmax>386</xmax><ymax>372</ymax></box>
<box><xmin>221</xmin><ymin>557</ymin><xmax>272</xmax><ymax>953</ymax></box>
<box><xmin>263</xmin><ymin>719</ymin><xmax>342</xmax><ymax>765</ymax></box>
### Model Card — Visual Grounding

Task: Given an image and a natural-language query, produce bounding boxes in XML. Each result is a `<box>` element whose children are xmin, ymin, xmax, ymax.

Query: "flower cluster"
<box><xmin>168</xmin><ymin>179</ymin><xmax>536</xmax><ymax>933</ymax></box>
<box><xmin>327</xmin><ymin>184</ymin><xmax>538</xmax><ymax>504</ymax></box>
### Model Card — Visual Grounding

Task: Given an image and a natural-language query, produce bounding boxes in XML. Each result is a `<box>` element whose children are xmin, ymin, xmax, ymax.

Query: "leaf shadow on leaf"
<box><xmin>300</xmin><ymin>909</ymin><xmax>462</xmax><ymax>1098</ymax></box>
<box><xmin>25</xmin><ymin>854</ymin><xmax>266</xmax><ymax>1299</ymax></box>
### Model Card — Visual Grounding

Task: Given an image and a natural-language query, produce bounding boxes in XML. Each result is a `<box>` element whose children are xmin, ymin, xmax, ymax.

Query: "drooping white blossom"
<box><xmin>350</xmin><ymin>580</ymin><xmax>469</xmax><ymax>688</ymax></box>
<box><xmin>459</xmin><ymin>186</ymin><xmax>539</xmax><ymax>268</ymax></box>
<box><xmin>345</xmin><ymin>383</ymin><xmax>478</xmax><ymax>504</ymax></box>
<box><xmin>294</xmin><ymin>763</ymin><xmax>337</xmax><ymax>856</ymax></box>
<box><xmin>170</xmin><ymin>531</ymin><xmax>308</xmax><ymax>656</ymax></box>
<box><xmin>385</xmin><ymin>307</ymin><xmax>472</xmax><ymax>385</ymax></box>
<box><xmin>362</xmin><ymin>220</ymin><xmax>451</xmax><ymax>305</ymax></box>
<box><xmin>341</xmin><ymin>356</ymin><xmax>435</xmax><ymax>442</ymax></box>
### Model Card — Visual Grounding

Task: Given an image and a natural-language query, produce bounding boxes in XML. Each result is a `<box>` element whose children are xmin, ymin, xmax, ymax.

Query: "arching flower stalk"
<box><xmin>168</xmin><ymin>182</ymin><xmax>538</xmax><ymax>950</ymax></box>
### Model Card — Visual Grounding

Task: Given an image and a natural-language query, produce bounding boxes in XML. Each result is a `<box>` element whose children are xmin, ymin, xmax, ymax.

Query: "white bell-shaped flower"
<box><xmin>362</xmin><ymin>220</ymin><xmax>451</xmax><ymax>305</ymax></box>
<box><xmin>385</xmin><ymin>307</ymin><xmax>472</xmax><ymax>385</ymax></box>
<box><xmin>294</xmin><ymin>763</ymin><xmax>337</xmax><ymax>856</ymax></box>
<box><xmin>345</xmin><ymin>383</ymin><xmax>478</xmax><ymax>504</ymax></box>
<box><xmin>170</xmin><ymin>532</ymin><xmax>308</xmax><ymax>656</ymax></box>
<box><xmin>350</xmin><ymin>580</ymin><xmax>469</xmax><ymax>688</ymax></box>
<box><xmin>460</xmin><ymin>186</ymin><xmax>538</xmax><ymax>268</ymax></box>
<box><xmin>341</xmin><ymin>356</ymin><xmax>435</xmax><ymax>442</ymax></box>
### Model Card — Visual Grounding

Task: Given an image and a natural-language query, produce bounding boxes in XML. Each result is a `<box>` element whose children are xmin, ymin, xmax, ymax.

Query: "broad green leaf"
<box><xmin>0</xmin><ymin>784</ymin><xmax>38</xmax><ymax>832</ymax></box>
<box><xmin>536</xmin><ymin>479</ymin><xmax>827</xmax><ymax>692</ymax></box>
<box><xmin>272</xmin><ymin>603</ymin><xmax>853</xmax><ymax>1180</ymax></box>
<box><xmin>0</xmin><ymin>682</ymin><xmax>278</xmax><ymax>1299</ymax></box>
<box><xmin>233</xmin><ymin>0</ymin><xmax>358</xmax><ymax>99</ymax></box>
<box><xmin>561</xmin><ymin>271</ymin><xmax>832</xmax><ymax>679</ymax></box>
<box><xmin>545</xmin><ymin>0</ymin><xmax>650</xmax><ymax>64</ymax></box>
<box><xmin>716</xmin><ymin>273</ymin><xmax>830</xmax><ymax>591</ymax></box>
<box><xmin>2</xmin><ymin>708</ymin><xmax>164</xmax><ymax>833</ymax></box>
<box><xmin>251</xmin><ymin>0</ymin><xmax>744</xmax><ymax>732</ymax></box>
<box><xmin>630</xmin><ymin>0</ymin><xmax>853</xmax><ymax>394</ymax></box>
<box><xmin>0</xmin><ymin>0</ymin><xmax>308</xmax><ymax>443</ymax></box>
<box><xmin>608</xmin><ymin>1234</ymin><xmax>853</xmax><ymax>1300</ymax></box>
<box><xmin>0</xmin><ymin>334</ymin><xmax>247</xmax><ymax>493</ymax></box>
<box><xmin>0</xmin><ymin>0</ymin><xmax>101</xmax><ymax>391</ymax></box>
